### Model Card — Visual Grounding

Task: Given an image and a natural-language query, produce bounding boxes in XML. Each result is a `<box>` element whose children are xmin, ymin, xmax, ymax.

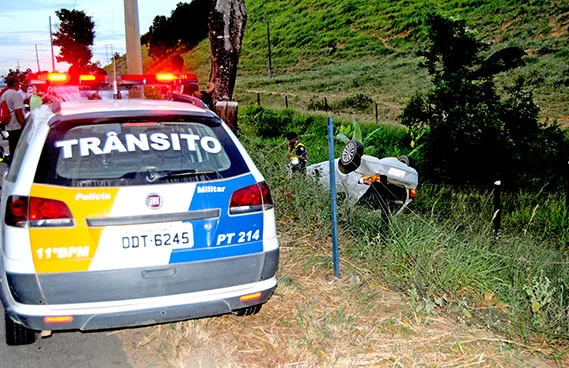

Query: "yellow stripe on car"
<box><xmin>29</xmin><ymin>184</ymin><xmax>118</xmax><ymax>273</ymax></box>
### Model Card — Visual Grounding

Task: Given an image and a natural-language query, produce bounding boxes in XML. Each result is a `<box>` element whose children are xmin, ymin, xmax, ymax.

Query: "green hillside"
<box><xmin>151</xmin><ymin>0</ymin><xmax>568</xmax><ymax>124</ymax></box>
<box><xmin>230</xmin><ymin>0</ymin><xmax>569</xmax><ymax>124</ymax></box>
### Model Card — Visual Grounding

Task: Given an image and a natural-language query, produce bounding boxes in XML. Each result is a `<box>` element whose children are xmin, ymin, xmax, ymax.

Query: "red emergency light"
<box><xmin>79</xmin><ymin>75</ymin><xmax>96</xmax><ymax>81</ymax></box>
<box><xmin>155</xmin><ymin>73</ymin><xmax>177</xmax><ymax>82</ymax></box>
<box><xmin>78</xmin><ymin>74</ymin><xmax>109</xmax><ymax>85</ymax></box>
<box><xmin>47</xmin><ymin>73</ymin><xmax>69</xmax><ymax>83</ymax></box>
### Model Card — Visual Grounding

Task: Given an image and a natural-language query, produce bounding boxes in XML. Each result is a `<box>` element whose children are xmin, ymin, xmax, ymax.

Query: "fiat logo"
<box><xmin>146</xmin><ymin>194</ymin><xmax>162</xmax><ymax>209</ymax></box>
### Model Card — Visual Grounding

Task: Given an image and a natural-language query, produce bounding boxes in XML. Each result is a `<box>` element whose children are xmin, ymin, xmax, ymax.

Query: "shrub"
<box><xmin>401</xmin><ymin>13</ymin><xmax>569</xmax><ymax>190</ymax></box>
<box><xmin>335</xmin><ymin>93</ymin><xmax>374</xmax><ymax>113</ymax></box>
<box><xmin>240</xmin><ymin>105</ymin><xmax>293</xmax><ymax>138</ymax></box>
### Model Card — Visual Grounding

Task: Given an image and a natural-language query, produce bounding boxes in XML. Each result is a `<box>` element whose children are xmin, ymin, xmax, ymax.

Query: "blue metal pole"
<box><xmin>327</xmin><ymin>117</ymin><xmax>340</xmax><ymax>278</ymax></box>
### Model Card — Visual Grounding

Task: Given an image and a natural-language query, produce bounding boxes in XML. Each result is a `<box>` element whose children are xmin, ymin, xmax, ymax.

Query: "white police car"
<box><xmin>0</xmin><ymin>81</ymin><xmax>279</xmax><ymax>345</ymax></box>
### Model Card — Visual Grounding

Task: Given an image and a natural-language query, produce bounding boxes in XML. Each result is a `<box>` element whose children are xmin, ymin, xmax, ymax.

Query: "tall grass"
<box><xmin>240</xmin><ymin>112</ymin><xmax>569</xmax><ymax>344</ymax></box>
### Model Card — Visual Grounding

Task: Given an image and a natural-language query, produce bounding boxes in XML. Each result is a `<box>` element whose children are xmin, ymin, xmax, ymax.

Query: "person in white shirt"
<box><xmin>1</xmin><ymin>76</ymin><xmax>26</xmax><ymax>155</ymax></box>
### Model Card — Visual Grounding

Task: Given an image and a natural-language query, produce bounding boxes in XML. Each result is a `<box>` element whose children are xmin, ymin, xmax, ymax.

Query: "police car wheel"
<box><xmin>234</xmin><ymin>304</ymin><xmax>262</xmax><ymax>316</ymax></box>
<box><xmin>5</xmin><ymin>313</ymin><xmax>37</xmax><ymax>346</ymax></box>
<box><xmin>339</xmin><ymin>140</ymin><xmax>363</xmax><ymax>174</ymax></box>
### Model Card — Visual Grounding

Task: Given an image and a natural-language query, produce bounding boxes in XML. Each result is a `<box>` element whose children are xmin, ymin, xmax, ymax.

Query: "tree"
<box><xmin>52</xmin><ymin>9</ymin><xmax>95</xmax><ymax>71</ymax></box>
<box><xmin>207</xmin><ymin>0</ymin><xmax>247</xmax><ymax>101</ymax></box>
<box><xmin>141</xmin><ymin>0</ymin><xmax>246</xmax><ymax>103</ymax></box>
<box><xmin>141</xmin><ymin>0</ymin><xmax>210</xmax><ymax>59</ymax></box>
<box><xmin>3</xmin><ymin>68</ymin><xmax>33</xmax><ymax>85</ymax></box>
<box><xmin>141</xmin><ymin>16</ymin><xmax>177</xmax><ymax>59</ymax></box>
<box><xmin>401</xmin><ymin>13</ymin><xmax>567</xmax><ymax>190</ymax></box>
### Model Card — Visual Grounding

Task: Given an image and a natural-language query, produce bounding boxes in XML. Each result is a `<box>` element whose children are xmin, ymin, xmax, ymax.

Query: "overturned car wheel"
<box><xmin>338</xmin><ymin>140</ymin><xmax>364</xmax><ymax>174</ymax></box>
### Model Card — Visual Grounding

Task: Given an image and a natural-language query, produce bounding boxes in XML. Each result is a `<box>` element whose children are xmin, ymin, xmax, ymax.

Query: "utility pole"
<box><xmin>35</xmin><ymin>45</ymin><xmax>41</xmax><ymax>72</ymax></box>
<box><xmin>124</xmin><ymin>0</ymin><xmax>143</xmax><ymax>97</ymax></box>
<box><xmin>49</xmin><ymin>16</ymin><xmax>55</xmax><ymax>72</ymax></box>
<box><xmin>105</xmin><ymin>44</ymin><xmax>111</xmax><ymax>65</ymax></box>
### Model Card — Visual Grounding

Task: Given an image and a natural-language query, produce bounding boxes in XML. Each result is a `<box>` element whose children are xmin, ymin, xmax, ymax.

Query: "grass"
<box><xmin>139</xmin><ymin>0</ymin><xmax>569</xmax><ymax>125</ymax></box>
<box><xmin>118</xmin><ymin>111</ymin><xmax>569</xmax><ymax>365</ymax></box>
<box><xmin>123</xmin><ymin>0</ymin><xmax>569</xmax><ymax>363</ymax></box>
<box><xmin>241</xmin><ymin>110</ymin><xmax>569</xmax><ymax>347</ymax></box>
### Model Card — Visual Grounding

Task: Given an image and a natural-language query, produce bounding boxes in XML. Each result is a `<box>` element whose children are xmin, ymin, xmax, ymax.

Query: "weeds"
<box><xmin>240</xmin><ymin>124</ymin><xmax>569</xmax><ymax>347</ymax></box>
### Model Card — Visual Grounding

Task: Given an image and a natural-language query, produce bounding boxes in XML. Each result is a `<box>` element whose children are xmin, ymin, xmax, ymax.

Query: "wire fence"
<box><xmin>236</xmin><ymin>91</ymin><xmax>402</xmax><ymax>124</ymax></box>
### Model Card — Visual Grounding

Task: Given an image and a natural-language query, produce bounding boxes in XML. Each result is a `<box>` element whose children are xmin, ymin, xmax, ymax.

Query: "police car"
<box><xmin>0</xmin><ymin>73</ymin><xmax>279</xmax><ymax>345</ymax></box>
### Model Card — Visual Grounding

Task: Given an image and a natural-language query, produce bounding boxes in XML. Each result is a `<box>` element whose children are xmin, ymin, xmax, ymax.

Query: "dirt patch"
<box><xmin>118</xmin><ymin>225</ymin><xmax>564</xmax><ymax>367</ymax></box>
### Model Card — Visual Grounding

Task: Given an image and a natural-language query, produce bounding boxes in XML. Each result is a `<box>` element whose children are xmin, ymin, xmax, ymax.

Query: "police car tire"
<box><xmin>339</xmin><ymin>140</ymin><xmax>363</xmax><ymax>174</ymax></box>
<box><xmin>234</xmin><ymin>304</ymin><xmax>262</xmax><ymax>316</ymax></box>
<box><xmin>5</xmin><ymin>312</ymin><xmax>37</xmax><ymax>346</ymax></box>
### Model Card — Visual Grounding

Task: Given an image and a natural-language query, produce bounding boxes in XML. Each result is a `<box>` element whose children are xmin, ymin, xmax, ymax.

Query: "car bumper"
<box><xmin>0</xmin><ymin>249</ymin><xmax>278</xmax><ymax>331</ymax></box>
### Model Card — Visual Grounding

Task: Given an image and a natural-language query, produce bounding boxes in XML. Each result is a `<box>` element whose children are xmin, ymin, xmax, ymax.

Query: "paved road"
<box><xmin>0</xmin><ymin>148</ymin><xmax>132</xmax><ymax>368</ymax></box>
<box><xmin>0</xmin><ymin>306</ymin><xmax>132</xmax><ymax>368</ymax></box>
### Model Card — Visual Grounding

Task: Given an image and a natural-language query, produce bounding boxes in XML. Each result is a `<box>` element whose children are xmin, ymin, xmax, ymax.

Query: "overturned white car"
<box><xmin>306</xmin><ymin>140</ymin><xmax>418</xmax><ymax>215</ymax></box>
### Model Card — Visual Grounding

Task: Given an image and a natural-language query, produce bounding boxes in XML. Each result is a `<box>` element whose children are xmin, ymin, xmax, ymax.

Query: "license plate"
<box><xmin>120</xmin><ymin>222</ymin><xmax>194</xmax><ymax>250</ymax></box>
<box><xmin>387</xmin><ymin>167</ymin><xmax>406</xmax><ymax>178</ymax></box>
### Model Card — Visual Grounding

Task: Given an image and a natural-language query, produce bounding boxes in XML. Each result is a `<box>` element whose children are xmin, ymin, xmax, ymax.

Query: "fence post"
<box><xmin>327</xmin><ymin>117</ymin><xmax>340</xmax><ymax>278</ymax></box>
<box><xmin>257</xmin><ymin>93</ymin><xmax>261</xmax><ymax>106</ymax></box>
<box><xmin>215</xmin><ymin>101</ymin><xmax>238</xmax><ymax>132</ymax></box>
<box><xmin>566</xmin><ymin>160</ymin><xmax>569</xmax><ymax>211</ymax></box>
<box><xmin>324</xmin><ymin>97</ymin><xmax>328</xmax><ymax>111</ymax></box>
<box><xmin>375</xmin><ymin>103</ymin><xmax>379</xmax><ymax>124</ymax></box>
<box><xmin>285</xmin><ymin>95</ymin><xmax>288</xmax><ymax>108</ymax></box>
<box><xmin>493</xmin><ymin>180</ymin><xmax>502</xmax><ymax>238</ymax></box>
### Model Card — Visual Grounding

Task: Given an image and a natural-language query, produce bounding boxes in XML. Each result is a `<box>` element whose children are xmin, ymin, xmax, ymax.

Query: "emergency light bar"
<box><xmin>119</xmin><ymin>73</ymin><xmax>198</xmax><ymax>85</ymax></box>
<box><xmin>47</xmin><ymin>73</ymin><xmax>69</xmax><ymax>83</ymax></box>
<box><xmin>26</xmin><ymin>72</ymin><xmax>197</xmax><ymax>87</ymax></box>
<box><xmin>79</xmin><ymin>75</ymin><xmax>96</xmax><ymax>81</ymax></box>
<box><xmin>155</xmin><ymin>73</ymin><xmax>177</xmax><ymax>82</ymax></box>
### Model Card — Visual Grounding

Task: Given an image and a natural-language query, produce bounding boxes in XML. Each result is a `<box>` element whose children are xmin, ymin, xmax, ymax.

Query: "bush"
<box><xmin>335</xmin><ymin>93</ymin><xmax>374</xmax><ymax>113</ymax></box>
<box><xmin>401</xmin><ymin>13</ymin><xmax>569</xmax><ymax>190</ymax></box>
<box><xmin>307</xmin><ymin>96</ymin><xmax>334</xmax><ymax>112</ymax></box>
<box><xmin>240</xmin><ymin>105</ymin><xmax>294</xmax><ymax>138</ymax></box>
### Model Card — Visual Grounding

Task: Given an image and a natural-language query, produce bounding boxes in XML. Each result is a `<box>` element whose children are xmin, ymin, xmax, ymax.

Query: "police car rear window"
<box><xmin>34</xmin><ymin>120</ymin><xmax>249</xmax><ymax>187</ymax></box>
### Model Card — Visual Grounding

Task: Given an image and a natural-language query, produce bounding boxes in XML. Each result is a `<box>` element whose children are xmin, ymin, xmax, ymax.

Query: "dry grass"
<box><xmin>118</xmin><ymin>221</ymin><xmax>563</xmax><ymax>367</ymax></box>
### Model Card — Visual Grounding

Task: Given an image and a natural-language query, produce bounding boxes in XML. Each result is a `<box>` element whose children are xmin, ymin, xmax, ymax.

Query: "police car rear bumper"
<box><xmin>4</xmin><ymin>279</ymin><xmax>277</xmax><ymax>331</ymax></box>
<box><xmin>0</xmin><ymin>249</ymin><xmax>278</xmax><ymax>331</ymax></box>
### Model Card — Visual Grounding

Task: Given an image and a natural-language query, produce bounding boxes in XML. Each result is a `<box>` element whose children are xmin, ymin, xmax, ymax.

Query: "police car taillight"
<box><xmin>5</xmin><ymin>196</ymin><xmax>28</xmax><ymax>227</ymax></box>
<box><xmin>5</xmin><ymin>196</ymin><xmax>74</xmax><ymax>227</ymax></box>
<box><xmin>229</xmin><ymin>182</ymin><xmax>274</xmax><ymax>215</ymax></box>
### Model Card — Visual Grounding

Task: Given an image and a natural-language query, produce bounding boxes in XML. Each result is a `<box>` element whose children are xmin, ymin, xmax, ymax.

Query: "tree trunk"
<box><xmin>207</xmin><ymin>0</ymin><xmax>246</xmax><ymax>102</ymax></box>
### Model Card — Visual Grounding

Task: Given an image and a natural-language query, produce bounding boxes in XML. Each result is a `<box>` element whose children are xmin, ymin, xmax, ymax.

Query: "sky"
<box><xmin>0</xmin><ymin>0</ymin><xmax>183</xmax><ymax>76</ymax></box>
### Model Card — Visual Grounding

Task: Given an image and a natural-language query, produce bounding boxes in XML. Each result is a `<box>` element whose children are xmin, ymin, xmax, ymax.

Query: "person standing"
<box><xmin>193</xmin><ymin>82</ymin><xmax>216</xmax><ymax>110</ymax></box>
<box><xmin>1</xmin><ymin>76</ymin><xmax>26</xmax><ymax>155</ymax></box>
<box><xmin>286</xmin><ymin>132</ymin><xmax>308</xmax><ymax>173</ymax></box>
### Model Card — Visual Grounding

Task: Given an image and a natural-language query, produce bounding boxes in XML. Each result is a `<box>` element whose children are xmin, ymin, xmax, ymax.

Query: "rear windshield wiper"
<box><xmin>145</xmin><ymin>170</ymin><xmax>218</xmax><ymax>183</ymax></box>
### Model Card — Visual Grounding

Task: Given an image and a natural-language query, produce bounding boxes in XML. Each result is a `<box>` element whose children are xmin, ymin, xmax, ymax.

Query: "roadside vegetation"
<box><xmin>236</xmin><ymin>0</ymin><xmax>569</xmax><ymax>125</ymax></box>
<box><xmin>142</xmin><ymin>0</ymin><xmax>569</xmax><ymax>126</ymax></box>
<box><xmin>129</xmin><ymin>1</ymin><xmax>569</xmax><ymax>365</ymax></box>
<box><xmin>237</xmin><ymin>103</ymin><xmax>569</xmax><ymax>342</ymax></box>
<box><xmin>121</xmin><ymin>109</ymin><xmax>569</xmax><ymax>365</ymax></box>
